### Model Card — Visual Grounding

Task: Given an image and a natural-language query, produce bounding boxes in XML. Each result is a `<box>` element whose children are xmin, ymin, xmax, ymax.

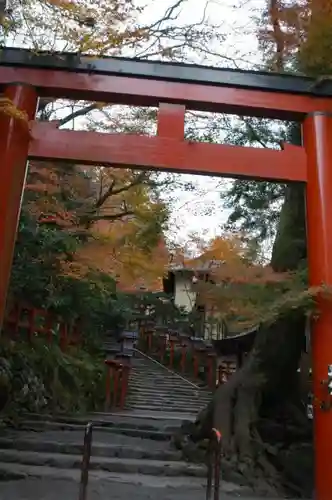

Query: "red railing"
<box><xmin>138</xmin><ymin>325</ymin><xmax>235</xmax><ymax>390</ymax></box>
<box><xmin>104</xmin><ymin>359</ymin><xmax>131</xmax><ymax>411</ymax></box>
<box><xmin>3</xmin><ymin>302</ymin><xmax>81</xmax><ymax>351</ymax></box>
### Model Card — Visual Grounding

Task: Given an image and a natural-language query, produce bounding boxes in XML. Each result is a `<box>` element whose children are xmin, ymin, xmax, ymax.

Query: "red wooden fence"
<box><xmin>3</xmin><ymin>302</ymin><xmax>81</xmax><ymax>350</ymax></box>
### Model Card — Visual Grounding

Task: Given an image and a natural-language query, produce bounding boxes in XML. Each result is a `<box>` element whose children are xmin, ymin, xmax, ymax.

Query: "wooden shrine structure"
<box><xmin>0</xmin><ymin>47</ymin><xmax>332</xmax><ymax>499</ymax></box>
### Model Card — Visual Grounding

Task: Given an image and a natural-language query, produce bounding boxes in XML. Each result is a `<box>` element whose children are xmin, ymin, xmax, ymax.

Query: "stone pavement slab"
<box><xmin>22</xmin><ymin>412</ymin><xmax>194</xmax><ymax>428</ymax></box>
<box><xmin>16</xmin><ymin>420</ymin><xmax>174</xmax><ymax>440</ymax></box>
<box><xmin>93</xmin><ymin>410</ymin><xmax>197</xmax><ymax>423</ymax></box>
<box><xmin>1</xmin><ymin>428</ymin><xmax>172</xmax><ymax>451</ymax></box>
<box><xmin>0</xmin><ymin>476</ymin><xmax>309</xmax><ymax>500</ymax></box>
<box><xmin>0</xmin><ymin>450</ymin><xmax>206</xmax><ymax>477</ymax></box>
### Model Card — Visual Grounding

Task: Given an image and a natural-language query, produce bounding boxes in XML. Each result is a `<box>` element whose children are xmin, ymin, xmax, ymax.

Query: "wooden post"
<box><xmin>180</xmin><ymin>344</ymin><xmax>187</xmax><ymax>372</ymax></box>
<box><xmin>193</xmin><ymin>351</ymin><xmax>199</xmax><ymax>378</ymax></box>
<box><xmin>207</xmin><ymin>353</ymin><xmax>217</xmax><ymax>389</ymax></box>
<box><xmin>303</xmin><ymin>112</ymin><xmax>332</xmax><ymax>500</ymax></box>
<box><xmin>169</xmin><ymin>337</ymin><xmax>177</xmax><ymax>369</ymax></box>
<box><xmin>0</xmin><ymin>84</ymin><xmax>38</xmax><ymax>331</ymax></box>
<box><xmin>105</xmin><ymin>363</ymin><xmax>112</xmax><ymax>411</ymax></box>
<box><xmin>119</xmin><ymin>364</ymin><xmax>130</xmax><ymax>409</ymax></box>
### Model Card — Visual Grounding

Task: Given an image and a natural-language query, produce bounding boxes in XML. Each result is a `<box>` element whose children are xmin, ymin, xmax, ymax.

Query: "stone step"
<box><xmin>0</xmin><ymin>449</ymin><xmax>207</xmax><ymax>477</ymax></box>
<box><xmin>128</xmin><ymin>386</ymin><xmax>210</xmax><ymax>397</ymax></box>
<box><xmin>129</xmin><ymin>374</ymin><xmax>195</xmax><ymax>382</ymax></box>
<box><xmin>125</xmin><ymin>401</ymin><xmax>204</xmax><ymax>417</ymax></box>
<box><xmin>129</xmin><ymin>380</ymin><xmax>206</xmax><ymax>392</ymax></box>
<box><xmin>18</xmin><ymin>420</ymin><xmax>173</xmax><ymax>440</ymax></box>
<box><xmin>129</xmin><ymin>373</ymin><xmax>204</xmax><ymax>383</ymax></box>
<box><xmin>126</xmin><ymin>397</ymin><xmax>209</xmax><ymax>408</ymax></box>
<box><xmin>130</xmin><ymin>368</ymin><xmax>204</xmax><ymax>379</ymax></box>
<box><xmin>130</xmin><ymin>382</ymin><xmax>211</xmax><ymax>394</ymax></box>
<box><xmin>126</xmin><ymin>396</ymin><xmax>210</xmax><ymax>407</ymax></box>
<box><xmin>125</xmin><ymin>403</ymin><xmax>205</xmax><ymax>412</ymax></box>
<box><xmin>18</xmin><ymin>413</ymin><xmax>180</xmax><ymax>431</ymax></box>
<box><xmin>128</xmin><ymin>391</ymin><xmax>211</xmax><ymax>405</ymax></box>
<box><xmin>129</xmin><ymin>384</ymin><xmax>210</xmax><ymax>393</ymax></box>
<box><xmin>125</xmin><ymin>404</ymin><xmax>203</xmax><ymax>414</ymax></box>
<box><xmin>0</xmin><ymin>462</ymin><xmax>211</xmax><ymax>488</ymax></box>
<box><xmin>0</xmin><ymin>438</ymin><xmax>182</xmax><ymax>461</ymax></box>
<box><xmin>130</xmin><ymin>367</ymin><xmax>199</xmax><ymax>376</ymax></box>
<box><xmin>19</xmin><ymin>413</ymin><xmax>185</xmax><ymax>432</ymax></box>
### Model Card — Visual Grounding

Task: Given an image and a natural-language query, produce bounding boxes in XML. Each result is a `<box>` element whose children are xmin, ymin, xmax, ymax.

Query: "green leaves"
<box><xmin>8</xmin><ymin>207</ymin><xmax>124</xmax><ymax>339</ymax></box>
<box><xmin>0</xmin><ymin>338</ymin><xmax>106</xmax><ymax>417</ymax></box>
<box><xmin>223</xmin><ymin>179</ymin><xmax>286</xmax><ymax>243</ymax></box>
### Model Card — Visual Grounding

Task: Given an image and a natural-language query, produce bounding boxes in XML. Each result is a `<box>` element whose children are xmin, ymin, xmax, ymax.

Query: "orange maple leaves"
<box><xmin>259</xmin><ymin>0</ymin><xmax>332</xmax><ymax>75</ymax></box>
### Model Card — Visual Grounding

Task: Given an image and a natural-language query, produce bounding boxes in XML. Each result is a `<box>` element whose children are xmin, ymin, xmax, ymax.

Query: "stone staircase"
<box><xmin>0</xmin><ymin>413</ymin><xmax>253</xmax><ymax>500</ymax></box>
<box><xmin>102</xmin><ymin>330</ymin><xmax>212</xmax><ymax>417</ymax></box>
<box><xmin>126</xmin><ymin>351</ymin><xmax>212</xmax><ymax>417</ymax></box>
<box><xmin>0</xmin><ymin>335</ymin><xmax>271</xmax><ymax>499</ymax></box>
<box><xmin>103</xmin><ymin>330</ymin><xmax>120</xmax><ymax>359</ymax></box>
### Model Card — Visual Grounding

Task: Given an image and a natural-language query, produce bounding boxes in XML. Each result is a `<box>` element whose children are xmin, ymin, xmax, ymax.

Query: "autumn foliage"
<box><xmin>259</xmin><ymin>0</ymin><xmax>332</xmax><ymax>75</ymax></box>
<box><xmin>25</xmin><ymin>160</ymin><xmax>169</xmax><ymax>293</ymax></box>
<box><xmin>170</xmin><ymin>234</ymin><xmax>314</xmax><ymax>332</ymax></box>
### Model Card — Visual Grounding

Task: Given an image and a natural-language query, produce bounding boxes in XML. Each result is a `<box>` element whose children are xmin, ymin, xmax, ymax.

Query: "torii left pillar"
<box><xmin>0</xmin><ymin>83</ymin><xmax>38</xmax><ymax>332</ymax></box>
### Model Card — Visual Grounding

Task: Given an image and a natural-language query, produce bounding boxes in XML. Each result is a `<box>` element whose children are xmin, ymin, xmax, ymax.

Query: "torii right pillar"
<box><xmin>303</xmin><ymin>112</ymin><xmax>332</xmax><ymax>500</ymax></box>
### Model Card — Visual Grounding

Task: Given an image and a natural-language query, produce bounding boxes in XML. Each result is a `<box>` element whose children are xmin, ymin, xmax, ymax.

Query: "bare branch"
<box><xmin>58</xmin><ymin>103</ymin><xmax>100</xmax><ymax>127</ymax></box>
<box><xmin>88</xmin><ymin>210</ymin><xmax>135</xmax><ymax>222</ymax></box>
<box><xmin>95</xmin><ymin>171</ymin><xmax>148</xmax><ymax>210</ymax></box>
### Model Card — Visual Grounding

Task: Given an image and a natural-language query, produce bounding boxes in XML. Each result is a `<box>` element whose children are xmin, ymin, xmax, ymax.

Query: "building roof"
<box><xmin>169</xmin><ymin>259</ymin><xmax>225</xmax><ymax>273</ymax></box>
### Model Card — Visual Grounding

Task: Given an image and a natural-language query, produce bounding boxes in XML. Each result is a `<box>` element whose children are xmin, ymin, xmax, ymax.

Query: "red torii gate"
<box><xmin>0</xmin><ymin>48</ymin><xmax>331</xmax><ymax>498</ymax></box>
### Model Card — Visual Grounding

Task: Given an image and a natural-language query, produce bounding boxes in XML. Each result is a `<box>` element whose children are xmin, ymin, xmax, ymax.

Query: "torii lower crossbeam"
<box><xmin>0</xmin><ymin>48</ymin><xmax>331</xmax><ymax>499</ymax></box>
<box><xmin>29</xmin><ymin>121</ymin><xmax>306</xmax><ymax>182</ymax></box>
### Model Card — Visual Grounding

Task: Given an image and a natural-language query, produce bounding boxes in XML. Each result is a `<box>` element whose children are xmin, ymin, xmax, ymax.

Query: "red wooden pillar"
<box><xmin>180</xmin><ymin>344</ymin><xmax>187</xmax><ymax>372</ymax></box>
<box><xmin>146</xmin><ymin>331</ymin><xmax>153</xmax><ymax>352</ymax></box>
<box><xmin>45</xmin><ymin>311</ymin><xmax>54</xmax><ymax>345</ymax></box>
<box><xmin>193</xmin><ymin>350</ymin><xmax>199</xmax><ymax>378</ymax></box>
<box><xmin>159</xmin><ymin>334</ymin><xmax>167</xmax><ymax>363</ymax></box>
<box><xmin>0</xmin><ymin>84</ymin><xmax>38</xmax><ymax>331</ymax></box>
<box><xmin>217</xmin><ymin>365</ymin><xmax>223</xmax><ymax>386</ymax></box>
<box><xmin>303</xmin><ymin>112</ymin><xmax>332</xmax><ymax>500</ymax></box>
<box><xmin>59</xmin><ymin>321</ymin><xmax>68</xmax><ymax>351</ymax></box>
<box><xmin>104</xmin><ymin>360</ymin><xmax>122</xmax><ymax>410</ymax></box>
<box><xmin>28</xmin><ymin>308</ymin><xmax>36</xmax><ymax>342</ymax></box>
<box><xmin>119</xmin><ymin>364</ymin><xmax>130</xmax><ymax>409</ymax></box>
<box><xmin>169</xmin><ymin>337</ymin><xmax>177</xmax><ymax>369</ymax></box>
<box><xmin>207</xmin><ymin>353</ymin><xmax>217</xmax><ymax>389</ymax></box>
<box><xmin>113</xmin><ymin>364</ymin><xmax>121</xmax><ymax>407</ymax></box>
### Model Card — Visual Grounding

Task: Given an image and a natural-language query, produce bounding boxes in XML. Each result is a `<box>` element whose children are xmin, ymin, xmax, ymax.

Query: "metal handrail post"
<box><xmin>206</xmin><ymin>427</ymin><xmax>222</xmax><ymax>500</ymax></box>
<box><xmin>79</xmin><ymin>422</ymin><xmax>93</xmax><ymax>500</ymax></box>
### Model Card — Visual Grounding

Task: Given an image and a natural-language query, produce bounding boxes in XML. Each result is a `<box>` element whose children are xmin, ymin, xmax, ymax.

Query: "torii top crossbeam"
<box><xmin>1</xmin><ymin>47</ymin><xmax>332</xmax><ymax>119</ymax></box>
<box><xmin>2</xmin><ymin>47</ymin><xmax>329</xmax><ymax>183</ymax></box>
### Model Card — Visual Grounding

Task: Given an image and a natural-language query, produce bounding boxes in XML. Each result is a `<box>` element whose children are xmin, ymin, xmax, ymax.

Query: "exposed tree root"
<box><xmin>174</xmin><ymin>315</ymin><xmax>312</xmax><ymax>497</ymax></box>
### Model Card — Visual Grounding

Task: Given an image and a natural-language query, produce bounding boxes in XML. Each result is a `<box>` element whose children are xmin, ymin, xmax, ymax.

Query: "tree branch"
<box><xmin>58</xmin><ymin>103</ymin><xmax>100</xmax><ymax>127</ymax></box>
<box><xmin>88</xmin><ymin>210</ymin><xmax>135</xmax><ymax>222</ymax></box>
<box><xmin>95</xmin><ymin>171</ymin><xmax>148</xmax><ymax>210</ymax></box>
<box><xmin>269</xmin><ymin>0</ymin><xmax>285</xmax><ymax>72</ymax></box>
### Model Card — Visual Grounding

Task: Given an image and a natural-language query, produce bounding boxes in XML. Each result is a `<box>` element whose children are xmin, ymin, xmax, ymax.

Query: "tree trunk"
<box><xmin>189</xmin><ymin>315</ymin><xmax>306</xmax><ymax>492</ymax></box>
<box><xmin>184</xmin><ymin>125</ymin><xmax>312</xmax><ymax>495</ymax></box>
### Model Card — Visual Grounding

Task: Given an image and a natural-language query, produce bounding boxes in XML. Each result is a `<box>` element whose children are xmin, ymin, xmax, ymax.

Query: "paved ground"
<box><xmin>0</xmin><ymin>476</ymin><xmax>304</xmax><ymax>500</ymax></box>
<box><xmin>1</xmin><ymin>428</ymin><xmax>170</xmax><ymax>450</ymax></box>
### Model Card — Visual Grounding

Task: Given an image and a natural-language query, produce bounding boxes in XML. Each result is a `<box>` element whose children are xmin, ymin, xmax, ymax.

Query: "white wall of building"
<box><xmin>173</xmin><ymin>273</ymin><xmax>196</xmax><ymax>312</ymax></box>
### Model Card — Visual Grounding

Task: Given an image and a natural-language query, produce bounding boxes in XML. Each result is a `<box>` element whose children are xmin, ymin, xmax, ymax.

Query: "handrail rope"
<box><xmin>134</xmin><ymin>347</ymin><xmax>202</xmax><ymax>391</ymax></box>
